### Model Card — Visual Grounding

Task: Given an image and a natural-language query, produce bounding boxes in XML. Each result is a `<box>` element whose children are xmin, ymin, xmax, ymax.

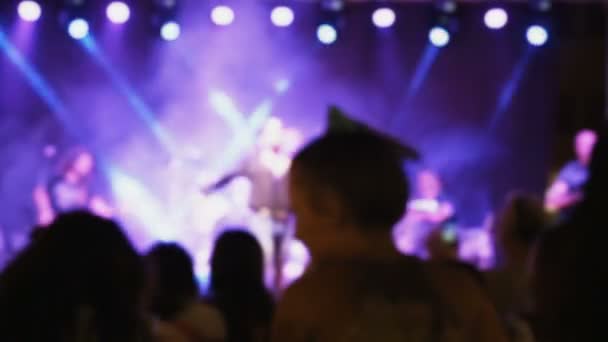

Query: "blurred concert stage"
<box><xmin>0</xmin><ymin>0</ymin><xmax>605</xmax><ymax>286</ymax></box>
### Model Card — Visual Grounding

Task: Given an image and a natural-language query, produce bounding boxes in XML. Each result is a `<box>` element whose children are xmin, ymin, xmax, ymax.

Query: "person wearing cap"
<box><xmin>272</xmin><ymin>106</ymin><xmax>507</xmax><ymax>342</ymax></box>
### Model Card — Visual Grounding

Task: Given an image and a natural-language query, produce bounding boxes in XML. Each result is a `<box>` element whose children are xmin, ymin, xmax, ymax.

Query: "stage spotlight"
<box><xmin>526</xmin><ymin>25</ymin><xmax>548</xmax><ymax>46</ymax></box>
<box><xmin>484</xmin><ymin>8</ymin><xmax>508</xmax><ymax>30</ymax></box>
<box><xmin>160</xmin><ymin>21</ymin><xmax>180</xmax><ymax>41</ymax></box>
<box><xmin>429</xmin><ymin>26</ymin><xmax>450</xmax><ymax>47</ymax></box>
<box><xmin>531</xmin><ymin>0</ymin><xmax>552</xmax><ymax>12</ymax></box>
<box><xmin>437</xmin><ymin>0</ymin><xmax>457</xmax><ymax>14</ymax></box>
<box><xmin>317</xmin><ymin>24</ymin><xmax>337</xmax><ymax>45</ymax></box>
<box><xmin>271</xmin><ymin>6</ymin><xmax>294</xmax><ymax>27</ymax></box>
<box><xmin>155</xmin><ymin>0</ymin><xmax>177</xmax><ymax>9</ymax></box>
<box><xmin>211</xmin><ymin>5</ymin><xmax>235</xmax><ymax>26</ymax></box>
<box><xmin>68</xmin><ymin>18</ymin><xmax>90</xmax><ymax>40</ymax></box>
<box><xmin>322</xmin><ymin>0</ymin><xmax>344</xmax><ymax>12</ymax></box>
<box><xmin>538</xmin><ymin>0</ymin><xmax>552</xmax><ymax>11</ymax></box>
<box><xmin>106</xmin><ymin>1</ymin><xmax>131</xmax><ymax>24</ymax></box>
<box><xmin>372</xmin><ymin>7</ymin><xmax>396</xmax><ymax>29</ymax></box>
<box><xmin>17</xmin><ymin>1</ymin><xmax>42</xmax><ymax>22</ymax></box>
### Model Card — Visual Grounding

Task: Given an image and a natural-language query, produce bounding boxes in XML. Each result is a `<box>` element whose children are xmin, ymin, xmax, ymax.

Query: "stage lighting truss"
<box><xmin>5</xmin><ymin>1</ymin><xmax>554</xmax><ymax>47</ymax></box>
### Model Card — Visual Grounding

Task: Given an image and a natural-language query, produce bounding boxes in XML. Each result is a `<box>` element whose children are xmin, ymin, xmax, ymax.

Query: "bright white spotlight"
<box><xmin>484</xmin><ymin>8</ymin><xmax>508</xmax><ymax>30</ymax></box>
<box><xmin>17</xmin><ymin>1</ymin><xmax>42</xmax><ymax>22</ymax></box>
<box><xmin>429</xmin><ymin>26</ymin><xmax>450</xmax><ymax>47</ymax></box>
<box><xmin>317</xmin><ymin>24</ymin><xmax>337</xmax><ymax>45</ymax></box>
<box><xmin>160</xmin><ymin>21</ymin><xmax>180</xmax><ymax>41</ymax></box>
<box><xmin>372</xmin><ymin>7</ymin><xmax>396</xmax><ymax>29</ymax></box>
<box><xmin>271</xmin><ymin>6</ymin><xmax>294</xmax><ymax>27</ymax></box>
<box><xmin>106</xmin><ymin>1</ymin><xmax>131</xmax><ymax>24</ymax></box>
<box><xmin>68</xmin><ymin>18</ymin><xmax>90</xmax><ymax>40</ymax></box>
<box><xmin>211</xmin><ymin>5</ymin><xmax>235</xmax><ymax>26</ymax></box>
<box><xmin>526</xmin><ymin>25</ymin><xmax>548</xmax><ymax>46</ymax></box>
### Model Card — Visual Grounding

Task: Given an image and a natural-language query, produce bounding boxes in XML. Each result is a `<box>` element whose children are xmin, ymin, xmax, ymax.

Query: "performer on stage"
<box><xmin>204</xmin><ymin>117</ymin><xmax>300</xmax><ymax>221</ymax></box>
<box><xmin>545</xmin><ymin>129</ymin><xmax>598</xmax><ymax>216</ymax></box>
<box><xmin>395</xmin><ymin>169</ymin><xmax>455</xmax><ymax>258</ymax></box>
<box><xmin>203</xmin><ymin>117</ymin><xmax>302</xmax><ymax>291</ymax></box>
<box><xmin>33</xmin><ymin>149</ymin><xmax>114</xmax><ymax>225</ymax></box>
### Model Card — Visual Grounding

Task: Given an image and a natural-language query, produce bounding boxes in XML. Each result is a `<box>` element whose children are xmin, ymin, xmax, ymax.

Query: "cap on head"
<box><xmin>290</xmin><ymin>106</ymin><xmax>418</xmax><ymax>230</ymax></box>
<box><xmin>326</xmin><ymin>106</ymin><xmax>419</xmax><ymax>160</ymax></box>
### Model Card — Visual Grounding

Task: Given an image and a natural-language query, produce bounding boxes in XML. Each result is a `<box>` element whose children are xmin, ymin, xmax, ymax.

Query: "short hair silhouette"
<box><xmin>0</xmin><ymin>211</ymin><xmax>145</xmax><ymax>342</ymax></box>
<box><xmin>146</xmin><ymin>242</ymin><xmax>199</xmax><ymax>320</ymax></box>
<box><xmin>209</xmin><ymin>229</ymin><xmax>273</xmax><ymax>342</ymax></box>
<box><xmin>210</xmin><ymin>229</ymin><xmax>266</xmax><ymax>293</ymax></box>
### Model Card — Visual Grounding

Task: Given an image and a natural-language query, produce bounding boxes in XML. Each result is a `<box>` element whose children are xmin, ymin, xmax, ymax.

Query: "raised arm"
<box><xmin>201</xmin><ymin>171</ymin><xmax>246</xmax><ymax>195</ymax></box>
<box><xmin>544</xmin><ymin>179</ymin><xmax>581</xmax><ymax>213</ymax></box>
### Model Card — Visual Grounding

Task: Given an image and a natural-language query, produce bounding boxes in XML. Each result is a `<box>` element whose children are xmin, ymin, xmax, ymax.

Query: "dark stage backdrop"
<box><xmin>0</xmin><ymin>1</ymin><xmax>605</xmax><ymax>261</ymax></box>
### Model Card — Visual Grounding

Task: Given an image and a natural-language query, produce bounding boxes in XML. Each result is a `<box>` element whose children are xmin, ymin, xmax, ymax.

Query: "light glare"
<box><xmin>271</xmin><ymin>6</ymin><xmax>295</xmax><ymax>27</ymax></box>
<box><xmin>317</xmin><ymin>24</ymin><xmax>337</xmax><ymax>45</ymax></box>
<box><xmin>211</xmin><ymin>5</ymin><xmax>235</xmax><ymax>26</ymax></box>
<box><xmin>68</xmin><ymin>18</ymin><xmax>90</xmax><ymax>40</ymax></box>
<box><xmin>429</xmin><ymin>26</ymin><xmax>450</xmax><ymax>47</ymax></box>
<box><xmin>17</xmin><ymin>1</ymin><xmax>42</xmax><ymax>22</ymax></box>
<box><xmin>161</xmin><ymin>21</ymin><xmax>180</xmax><ymax>41</ymax></box>
<box><xmin>372</xmin><ymin>8</ymin><xmax>396</xmax><ymax>28</ymax></box>
<box><xmin>484</xmin><ymin>8</ymin><xmax>508</xmax><ymax>30</ymax></box>
<box><xmin>106</xmin><ymin>1</ymin><xmax>131</xmax><ymax>24</ymax></box>
<box><xmin>526</xmin><ymin>25</ymin><xmax>548</xmax><ymax>46</ymax></box>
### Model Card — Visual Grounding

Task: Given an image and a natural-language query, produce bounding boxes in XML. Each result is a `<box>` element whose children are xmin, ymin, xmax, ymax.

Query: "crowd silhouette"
<box><xmin>0</xmin><ymin>108</ymin><xmax>605</xmax><ymax>342</ymax></box>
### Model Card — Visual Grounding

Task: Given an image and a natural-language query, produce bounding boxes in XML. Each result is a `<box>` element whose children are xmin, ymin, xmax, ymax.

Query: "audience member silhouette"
<box><xmin>532</xmin><ymin>131</ymin><xmax>607</xmax><ymax>342</ymax></box>
<box><xmin>28</xmin><ymin>224</ymin><xmax>49</xmax><ymax>244</ymax></box>
<box><xmin>0</xmin><ymin>211</ymin><xmax>148</xmax><ymax>342</ymax></box>
<box><xmin>486</xmin><ymin>192</ymin><xmax>546</xmax><ymax>342</ymax></box>
<box><xmin>209</xmin><ymin>229</ymin><xmax>275</xmax><ymax>342</ymax></box>
<box><xmin>272</xmin><ymin>108</ymin><xmax>508</xmax><ymax>342</ymax></box>
<box><xmin>145</xmin><ymin>242</ymin><xmax>226</xmax><ymax>342</ymax></box>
